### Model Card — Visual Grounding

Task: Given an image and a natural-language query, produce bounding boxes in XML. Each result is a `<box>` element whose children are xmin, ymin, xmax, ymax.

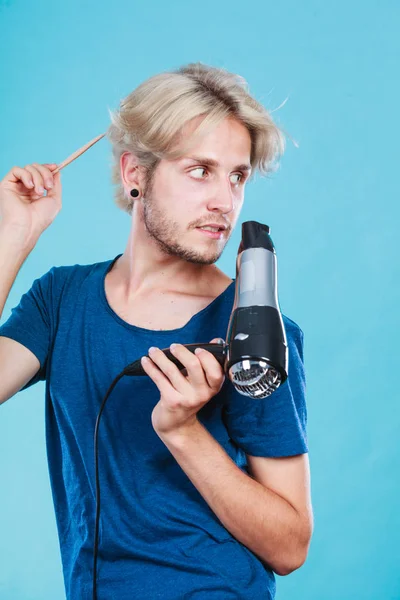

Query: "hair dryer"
<box><xmin>122</xmin><ymin>221</ymin><xmax>288</xmax><ymax>399</ymax></box>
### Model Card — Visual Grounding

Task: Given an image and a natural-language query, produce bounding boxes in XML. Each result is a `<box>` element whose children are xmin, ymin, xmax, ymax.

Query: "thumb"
<box><xmin>44</xmin><ymin>164</ymin><xmax>62</xmax><ymax>201</ymax></box>
<box><xmin>209</xmin><ymin>338</ymin><xmax>225</xmax><ymax>345</ymax></box>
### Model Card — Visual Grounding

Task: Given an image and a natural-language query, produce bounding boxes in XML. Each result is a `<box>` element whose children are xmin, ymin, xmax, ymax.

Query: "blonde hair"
<box><xmin>106</xmin><ymin>62</ymin><xmax>286</xmax><ymax>215</ymax></box>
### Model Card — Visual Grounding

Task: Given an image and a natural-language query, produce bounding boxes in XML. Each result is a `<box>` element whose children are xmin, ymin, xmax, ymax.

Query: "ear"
<box><xmin>120</xmin><ymin>152</ymin><xmax>147</xmax><ymax>196</ymax></box>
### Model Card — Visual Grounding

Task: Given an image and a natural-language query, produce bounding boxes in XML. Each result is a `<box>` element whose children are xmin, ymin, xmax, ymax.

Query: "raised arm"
<box><xmin>0</xmin><ymin>161</ymin><xmax>62</xmax><ymax>404</ymax></box>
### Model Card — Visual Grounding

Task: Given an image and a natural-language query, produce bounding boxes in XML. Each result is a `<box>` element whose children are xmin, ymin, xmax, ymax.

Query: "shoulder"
<box><xmin>41</xmin><ymin>255</ymin><xmax>115</xmax><ymax>285</ymax></box>
<box><xmin>30</xmin><ymin>256</ymin><xmax>117</xmax><ymax>304</ymax></box>
<box><xmin>282</xmin><ymin>313</ymin><xmax>304</xmax><ymax>343</ymax></box>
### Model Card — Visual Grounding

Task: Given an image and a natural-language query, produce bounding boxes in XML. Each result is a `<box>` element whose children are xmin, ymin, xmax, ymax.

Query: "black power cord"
<box><xmin>91</xmin><ymin>345</ymin><xmax>221</xmax><ymax>599</ymax></box>
<box><xmin>92</xmin><ymin>370</ymin><xmax>126</xmax><ymax>600</ymax></box>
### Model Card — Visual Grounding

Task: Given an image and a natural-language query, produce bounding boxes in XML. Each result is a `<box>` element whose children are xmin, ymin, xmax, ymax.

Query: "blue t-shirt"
<box><xmin>0</xmin><ymin>254</ymin><xmax>308</xmax><ymax>600</ymax></box>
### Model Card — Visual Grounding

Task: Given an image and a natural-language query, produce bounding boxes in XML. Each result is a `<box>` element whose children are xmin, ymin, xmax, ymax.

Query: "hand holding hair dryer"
<box><xmin>122</xmin><ymin>221</ymin><xmax>288</xmax><ymax>399</ymax></box>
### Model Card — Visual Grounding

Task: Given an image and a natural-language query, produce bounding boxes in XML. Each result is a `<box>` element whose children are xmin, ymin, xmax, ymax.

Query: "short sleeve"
<box><xmin>222</xmin><ymin>317</ymin><xmax>308</xmax><ymax>457</ymax></box>
<box><xmin>0</xmin><ymin>268</ymin><xmax>55</xmax><ymax>390</ymax></box>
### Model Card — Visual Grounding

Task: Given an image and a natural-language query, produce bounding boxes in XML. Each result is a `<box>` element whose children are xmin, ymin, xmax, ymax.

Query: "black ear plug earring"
<box><xmin>130</xmin><ymin>188</ymin><xmax>140</xmax><ymax>198</ymax></box>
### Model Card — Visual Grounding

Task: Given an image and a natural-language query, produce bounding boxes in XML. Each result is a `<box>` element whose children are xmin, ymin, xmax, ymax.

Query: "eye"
<box><xmin>230</xmin><ymin>173</ymin><xmax>244</xmax><ymax>185</ymax></box>
<box><xmin>189</xmin><ymin>167</ymin><xmax>208</xmax><ymax>179</ymax></box>
<box><xmin>189</xmin><ymin>167</ymin><xmax>245</xmax><ymax>185</ymax></box>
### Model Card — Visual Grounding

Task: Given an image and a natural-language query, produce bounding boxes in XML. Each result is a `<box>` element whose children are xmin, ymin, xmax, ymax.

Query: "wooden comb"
<box><xmin>51</xmin><ymin>133</ymin><xmax>105</xmax><ymax>175</ymax></box>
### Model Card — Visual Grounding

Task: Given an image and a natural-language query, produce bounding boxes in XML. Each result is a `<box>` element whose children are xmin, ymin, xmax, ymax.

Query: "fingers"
<box><xmin>194</xmin><ymin>345</ymin><xmax>225</xmax><ymax>390</ymax></box>
<box><xmin>10</xmin><ymin>166</ymin><xmax>36</xmax><ymax>191</ymax></box>
<box><xmin>23</xmin><ymin>163</ymin><xmax>57</xmax><ymax>196</ymax></box>
<box><xmin>144</xmin><ymin>346</ymin><xmax>191</xmax><ymax>393</ymax></box>
<box><xmin>170</xmin><ymin>344</ymin><xmax>207</xmax><ymax>389</ymax></box>
<box><xmin>142</xmin><ymin>343</ymin><xmax>224</xmax><ymax>397</ymax></box>
<box><xmin>169</xmin><ymin>343</ymin><xmax>223</xmax><ymax>391</ymax></box>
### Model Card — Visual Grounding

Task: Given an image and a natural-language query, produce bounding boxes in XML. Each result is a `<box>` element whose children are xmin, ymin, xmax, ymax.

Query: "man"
<box><xmin>0</xmin><ymin>62</ymin><xmax>313</xmax><ymax>599</ymax></box>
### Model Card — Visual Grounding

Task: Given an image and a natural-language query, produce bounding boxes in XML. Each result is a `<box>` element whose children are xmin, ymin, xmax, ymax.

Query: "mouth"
<box><xmin>196</xmin><ymin>226</ymin><xmax>226</xmax><ymax>239</ymax></box>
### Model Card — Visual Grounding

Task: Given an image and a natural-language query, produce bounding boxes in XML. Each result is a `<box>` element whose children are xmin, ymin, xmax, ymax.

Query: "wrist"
<box><xmin>155</xmin><ymin>417</ymin><xmax>202</xmax><ymax>445</ymax></box>
<box><xmin>0</xmin><ymin>221</ymin><xmax>38</xmax><ymax>255</ymax></box>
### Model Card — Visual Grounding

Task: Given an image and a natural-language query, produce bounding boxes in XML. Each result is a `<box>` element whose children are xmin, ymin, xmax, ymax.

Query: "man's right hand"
<box><xmin>0</xmin><ymin>162</ymin><xmax>62</xmax><ymax>251</ymax></box>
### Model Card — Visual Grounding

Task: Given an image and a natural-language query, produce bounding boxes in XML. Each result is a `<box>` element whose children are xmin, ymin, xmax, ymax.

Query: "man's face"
<box><xmin>140</xmin><ymin>116</ymin><xmax>252</xmax><ymax>265</ymax></box>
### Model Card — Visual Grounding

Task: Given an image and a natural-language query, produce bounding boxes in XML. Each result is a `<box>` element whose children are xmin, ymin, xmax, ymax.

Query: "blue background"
<box><xmin>0</xmin><ymin>1</ymin><xmax>399</xmax><ymax>598</ymax></box>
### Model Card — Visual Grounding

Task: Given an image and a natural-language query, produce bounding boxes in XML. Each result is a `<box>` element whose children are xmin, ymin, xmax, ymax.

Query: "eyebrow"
<box><xmin>183</xmin><ymin>156</ymin><xmax>252</xmax><ymax>172</ymax></box>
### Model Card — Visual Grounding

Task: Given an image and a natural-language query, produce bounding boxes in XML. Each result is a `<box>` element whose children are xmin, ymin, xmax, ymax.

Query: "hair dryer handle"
<box><xmin>123</xmin><ymin>342</ymin><xmax>227</xmax><ymax>376</ymax></box>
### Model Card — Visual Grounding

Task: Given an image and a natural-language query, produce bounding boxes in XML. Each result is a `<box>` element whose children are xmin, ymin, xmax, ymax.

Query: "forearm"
<box><xmin>0</xmin><ymin>224</ymin><xmax>32</xmax><ymax>320</ymax></box>
<box><xmin>157</xmin><ymin>419</ymin><xmax>308</xmax><ymax>576</ymax></box>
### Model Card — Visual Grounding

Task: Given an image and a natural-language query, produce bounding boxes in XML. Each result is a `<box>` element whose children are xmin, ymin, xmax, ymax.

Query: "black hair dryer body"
<box><xmin>123</xmin><ymin>221</ymin><xmax>288</xmax><ymax>399</ymax></box>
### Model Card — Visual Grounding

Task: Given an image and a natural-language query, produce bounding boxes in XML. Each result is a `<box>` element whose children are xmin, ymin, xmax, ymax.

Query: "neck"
<box><xmin>112</xmin><ymin>213</ymin><xmax>225</xmax><ymax>301</ymax></box>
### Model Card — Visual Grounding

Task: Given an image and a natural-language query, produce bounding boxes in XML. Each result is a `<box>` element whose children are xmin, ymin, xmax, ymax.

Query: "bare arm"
<box><xmin>0</xmin><ymin>161</ymin><xmax>62</xmax><ymax>404</ymax></box>
<box><xmin>0</xmin><ymin>225</ymin><xmax>43</xmax><ymax>405</ymax></box>
<box><xmin>0</xmin><ymin>225</ymin><xmax>31</xmax><ymax>319</ymax></box>
<box><xmin>0</xmin><ymin>338</ymin><xmax>42</xmax><ymax>406</ymax></box>
<box><xmin>158</xmin><ymin>420</ymin><xmax>313</xmax><ymax>576</ymax></box>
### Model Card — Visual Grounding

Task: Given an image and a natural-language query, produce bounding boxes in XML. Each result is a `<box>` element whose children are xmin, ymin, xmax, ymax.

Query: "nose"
<box><xmin>206</xmin><ymin>176</ymin><xmax>235</xmax><ymax>214</ymax></box>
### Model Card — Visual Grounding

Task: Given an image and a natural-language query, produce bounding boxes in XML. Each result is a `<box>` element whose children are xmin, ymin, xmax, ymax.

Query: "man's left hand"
<box><xmin>141</xmin><ymin>339</ymin><xmax>225</xmax><ymax>437</ymax></box>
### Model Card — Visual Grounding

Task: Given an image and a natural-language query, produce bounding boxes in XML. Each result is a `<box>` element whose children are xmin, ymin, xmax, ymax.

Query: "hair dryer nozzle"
<box><xmin>229</xmin><ymin>359</ymin><xmax>283</xmax><ymax>398</ymax></box>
